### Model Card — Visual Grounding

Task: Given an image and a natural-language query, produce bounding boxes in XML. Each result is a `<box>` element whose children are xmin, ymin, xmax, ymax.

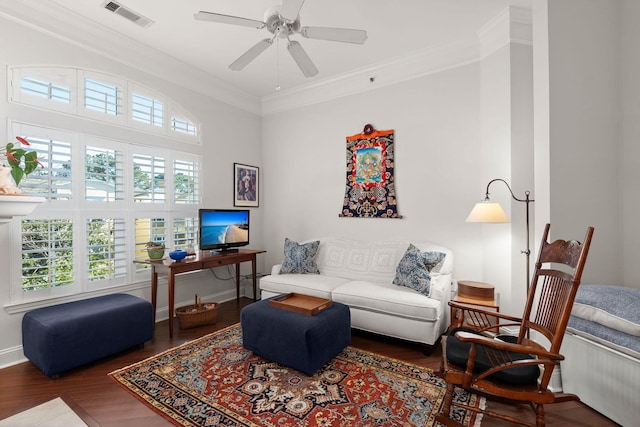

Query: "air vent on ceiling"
<box><xmin>103</xmin><ymin>1</ymin><xmax>154</xmax><ymax>28</ymax></box>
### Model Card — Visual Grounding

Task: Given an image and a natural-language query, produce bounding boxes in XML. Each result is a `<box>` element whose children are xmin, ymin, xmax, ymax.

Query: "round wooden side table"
<box><xmin>450</xmin><ymin>280</ymin><xmax>500</xmax><ymax>330</ymax></box>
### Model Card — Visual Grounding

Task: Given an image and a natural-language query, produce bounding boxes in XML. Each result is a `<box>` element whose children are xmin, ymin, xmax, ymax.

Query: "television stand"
<box><xmin>137</xmin><ymin>248</ymin><xmax>266</xmax><ymax>338</ymax></box>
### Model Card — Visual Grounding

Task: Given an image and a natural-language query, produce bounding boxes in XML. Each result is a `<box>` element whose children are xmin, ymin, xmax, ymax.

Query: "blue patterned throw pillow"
<box><xmin>422</xmin><ymin>249</ymin><xmax>446</xmax><ymax>272</ymax></box>
<box><xmin>392</xmin><ymin>244</ymin><xmax>446</xmax><ymax>296</ymax></box>
<box><xmin>279</xmin><ymin>238</ymin><xmax>321</xmax><ymax>274</ymax></box>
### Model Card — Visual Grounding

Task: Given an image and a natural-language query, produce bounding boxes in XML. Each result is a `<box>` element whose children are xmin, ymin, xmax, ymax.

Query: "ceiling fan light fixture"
<box><xmin>229</xmin><ymin>38</ymin><xmax>273</xmax><ymax>71</ymax></box>
<box><xmin>194</xmin><ymin>11</ymin><xmax>264</xmax><ymax>29</ymax></box>
<box><xmin>195</xmin><ymin>0</ymin><xmax>366</xmax><ymax>81</ymax></box>
<box><xmin>287</xmin><ymin>40</ymin><xmax>318</xmax><ymax>77</ymax></box>
<box><xmin>279</xmin><ymin>0</ymin><xmax>306</xmax><ymax>22</ymax></box>
<box><xmin>301</xmin><ymin>26</ymin><xmax>368</xmax><ymax>44</ymax></box>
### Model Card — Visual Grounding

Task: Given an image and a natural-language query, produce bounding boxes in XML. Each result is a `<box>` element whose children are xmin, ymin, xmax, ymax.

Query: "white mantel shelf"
<box><xmin>0</xmin><ymin>194</ymin><xmax>46</xmax><ymax>223</ymax></box>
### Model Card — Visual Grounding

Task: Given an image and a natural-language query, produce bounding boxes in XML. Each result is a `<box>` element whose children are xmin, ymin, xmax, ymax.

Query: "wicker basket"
<box><xmin>175</xmin><ymin>301</ymin><xmax>219</xmax><ymax>329</ymax></box>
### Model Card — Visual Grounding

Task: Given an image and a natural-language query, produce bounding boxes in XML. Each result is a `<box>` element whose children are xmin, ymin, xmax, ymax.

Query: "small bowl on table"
<box><xmin>147</xmin><ymin>246</ymin><xmax>166</xmax><ymax>260</ymax></box>
<box><xmin>169</xmin><ymin>250</ymin><xmax>188</xmax><ymax>261</ymax></box>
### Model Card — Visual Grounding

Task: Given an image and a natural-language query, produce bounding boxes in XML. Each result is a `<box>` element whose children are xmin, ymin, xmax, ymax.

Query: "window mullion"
<box><xmin>74</xmin><ymin>211</ymin><xmax>88</xmax><ymax>293</ymax></box>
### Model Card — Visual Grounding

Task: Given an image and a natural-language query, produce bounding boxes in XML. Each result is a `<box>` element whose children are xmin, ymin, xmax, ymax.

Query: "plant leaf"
<box><xmin>11</xmin><ymin>167</ymin><xmax>24</xmax><ymax>186</ymax></box>
<box><xmin>23</xmin><ymin>151</ymin><xmax>39</xmax><ymax>175</ymax></box>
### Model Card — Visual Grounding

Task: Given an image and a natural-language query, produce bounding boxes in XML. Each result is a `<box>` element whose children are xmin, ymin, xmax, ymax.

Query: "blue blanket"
<box><xmin>568</xmin><ymin>284</ymin><xmax>640</xmax><ymax>356</ymax></box>
<box><xmin>567</xmin><ymin>316</ymin><xmax>640</xmax><ymax>356</ymax></box>
<box><xmin>571</xmin><ymin>284</ymin><xmax>640</xmax><ymax>336</ymax></box>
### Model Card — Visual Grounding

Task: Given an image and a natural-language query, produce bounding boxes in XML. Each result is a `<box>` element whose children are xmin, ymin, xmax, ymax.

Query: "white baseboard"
<box><xmin>0</xmin><ymin>345</ymin><xmax>27</xmax><ymax>370</ymax></box>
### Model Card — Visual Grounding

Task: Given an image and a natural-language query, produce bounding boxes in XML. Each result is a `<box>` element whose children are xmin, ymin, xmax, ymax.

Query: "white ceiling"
<box><xmin>27</xmin><ymin>0</ymin><xmax>530</xmax><ymax>99</ymax></box>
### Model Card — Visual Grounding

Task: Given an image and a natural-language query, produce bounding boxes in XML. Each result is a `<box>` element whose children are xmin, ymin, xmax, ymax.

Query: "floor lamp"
<box><xmin>466</xmin><ymin>178</ymin><xmax>534</xmax><ymax>294</ymax></box>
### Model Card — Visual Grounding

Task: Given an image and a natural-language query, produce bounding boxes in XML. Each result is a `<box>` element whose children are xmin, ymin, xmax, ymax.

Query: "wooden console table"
<box><xmin>137</xmin><ymin>249</ymin><xmax>265</xmax><ymax>338</ymax></box>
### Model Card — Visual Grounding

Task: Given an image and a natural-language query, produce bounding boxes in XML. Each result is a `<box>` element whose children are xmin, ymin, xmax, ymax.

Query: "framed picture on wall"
<box><xmin>234</xmin><ymin>163</ymin><xmax>259</xmax><ymax>207</ymax></box>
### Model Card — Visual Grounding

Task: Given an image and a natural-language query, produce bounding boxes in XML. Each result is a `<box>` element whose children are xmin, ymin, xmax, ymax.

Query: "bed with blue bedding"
<box><xmin>560</xmin><ymin>284</ymin><xmax>640</xmax><ymax>426</ymax></box>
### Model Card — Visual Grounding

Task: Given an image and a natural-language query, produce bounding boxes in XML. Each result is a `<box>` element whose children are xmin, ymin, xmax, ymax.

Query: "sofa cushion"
<box><xmin>392</xmin><ymin>244</ymin><xmax>445</xmax><ymax>296</ymax></box>
<box><xmin>279</xmin><ymin>238</ymin><xmax>320</xmax><ymax>274</ymax></box>
<box><xmin>314</xmin><ymin>239</ymin><xmax>408</xmax><ymax>283</ymax></box>
<box><xmin>260</xmin><ymin>273</ymin><xmax>350</xmax><ymax>300</ymax></box>
<box><xmin>332</xmin><ymin>280</ymin><xmax>441</xmax><ymax>322</ymax></box>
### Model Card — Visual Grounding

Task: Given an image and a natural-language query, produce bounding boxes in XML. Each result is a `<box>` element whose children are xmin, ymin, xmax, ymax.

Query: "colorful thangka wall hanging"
<box><xmin>339</xmin><ymin>126</ymin><xmax>401</xmax><ymax>218</ymax></box>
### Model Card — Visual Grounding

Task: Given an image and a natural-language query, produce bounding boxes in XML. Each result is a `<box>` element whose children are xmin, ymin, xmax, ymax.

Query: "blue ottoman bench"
<box><xmin>22</xmin><ymin>293</ymin><xmax>153</xmax><ymax>377</ymax></box>
<box><xmin>241</xmin><ymin>297</ymin><xmax>350</xmax><ymax>375</ymax></box>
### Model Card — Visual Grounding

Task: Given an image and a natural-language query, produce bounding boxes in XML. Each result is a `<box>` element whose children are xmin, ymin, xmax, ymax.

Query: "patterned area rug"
<box><xmin>110</xmin><ymin>324</ymin><xmax>483</xmax><ymax>426</ymax></box>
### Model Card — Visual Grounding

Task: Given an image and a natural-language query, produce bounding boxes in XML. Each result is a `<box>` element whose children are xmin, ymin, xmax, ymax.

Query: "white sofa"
<box><xmin>259</xmin><ymin>238</ymin><xmax>454</xmax><ymax>348</ymax></box>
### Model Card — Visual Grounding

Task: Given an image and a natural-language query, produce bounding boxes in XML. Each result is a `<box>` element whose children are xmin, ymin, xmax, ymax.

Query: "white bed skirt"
<box><xmin>561</xmin><ymin>332</ymin><xmax>640</xmax><ymax>426</ymax></box>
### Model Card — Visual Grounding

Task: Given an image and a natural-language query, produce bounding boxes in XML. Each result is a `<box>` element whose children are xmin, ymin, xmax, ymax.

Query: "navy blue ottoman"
<box><xmin>241</xmin><ymin>298</ymin><xmax>350</xmax><ymax>375</ymax></box>
<box><xmin>22</xmin><ymin>293</ymin><xmax>153</xmax><ymax>377</ymax></box>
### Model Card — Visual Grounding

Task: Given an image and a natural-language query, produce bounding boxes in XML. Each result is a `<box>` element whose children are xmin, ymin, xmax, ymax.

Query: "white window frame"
<box><xmin>84</xmin><ymin>143</ymin><xmax>126</xmax><ymax>203</ymax></box>
<box><xmin>7</xmin><ymin>121</ymin><xmax>201</xmax><ymax>306</ymax></box>
<box><xmin>10</xmin><ymin>67</ymin><xmax>77</xmax><ymax>115</ymax></box>
<box><xmin>169</xmin><ymin>104</ymin><xmax>200</xmax><ymax>142</ymax></box>
<box><xmin>129</xmin><ymin>83</ymin><xmax>166</xmax><ymax>134</ymax></box>
<box><xmin>78</xmin><ymin>70</ymin><xmax>127</xmax><ymax>125</ymax></box>
<box><xmin>10</xmin><ymin>67</ymin><xmax>202</xmax><ymax>144</ymax></box>
<box><xmin>131</xmin><ymin>148</ymin><xmax>167</xmax><ymax>204</ymax></box>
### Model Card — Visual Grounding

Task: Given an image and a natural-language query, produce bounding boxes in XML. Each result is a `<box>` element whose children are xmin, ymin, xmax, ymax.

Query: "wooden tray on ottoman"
<box><xmin>269</xmin><ymin>293</ymin><xmax>332</xmax><ymax>316</ymax></box>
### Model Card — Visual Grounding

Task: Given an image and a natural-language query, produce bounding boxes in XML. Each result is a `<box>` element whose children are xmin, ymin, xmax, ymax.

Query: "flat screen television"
<box><xmin>199</xmin><ymin>209</ymin><xmax>250</xmax><ymax>252</ymax></box>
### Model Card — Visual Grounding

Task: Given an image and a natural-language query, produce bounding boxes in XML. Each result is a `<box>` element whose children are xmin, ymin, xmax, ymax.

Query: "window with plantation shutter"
<box><xmin>86</xmin><ymin>218</ymin><xmax>127</xmax><ymax>283</ymax></box>
<box><xmin>84</xmin><ymin>77</ymin><xmax>122</xmax><ymax>116</ymax></box>
<box><xmin>20</xmin><ymin>77</ymin><xmax>71</xmax><ymax>104</ymax></box>
<box><xmin>173</xmin><ymin>159</ymin><xmax>198</xmax><ymax>204</ymax></box>
<box><xmin>8</xmin><ymin>66</ymin><xmax>203</xmax><ymax>307</ymax></box>
<box><xmin>171</xmin><ymin>116</ymin><xmax>197</xmax><ymax>136</ymax></box>
<box><xmin>173</xmin><ymin>217</ymin><xmax>198</xmax><ymax>250</ymax></box>
<box><xmin>11</xmin><ymin>67</ymin><xmax>77</xmax><ymax>115</ymax></box>
<box><xmin>19</xmin><ymin>137</ymin><xmax>72</xmax><ymax>201</ymax></box>
<box><xmin>13</xmin><ymin>126</ymin><xmax>200</xmax><ymax>302</ymax></box>
<box><xmin>85</xmin><ymin>146</ymin><xmax>124</xmax><ymax>202</ymax></box>
<box><xmin>134</xmin><ymin>217</ymin><xmax>166</xmax><ymax>271</ymax></box>
<box><xmin>11</xmin><ymin>67</ymin><xmax>201</xmax><ymax>142</ymax></box>
<box><xmin>132</xmin><ymin>92</ymin><xmax>163</xmax><ymax>127</ymax></box>
<box><xmin>21</xmin><ymin>219</ymin><xmax>74</xmax><ymax>292</ymax></box>
<box><xmin>133</xmin><ymin>154</ymin><xmax>165</xmax><ymax>203</ymax></box>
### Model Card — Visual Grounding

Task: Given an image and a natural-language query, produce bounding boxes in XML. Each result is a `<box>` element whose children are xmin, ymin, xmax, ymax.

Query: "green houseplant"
<box><xmin>1</xmin><ymin>136</ymin><xmax>42</xmax><ymax>193</ymax></box>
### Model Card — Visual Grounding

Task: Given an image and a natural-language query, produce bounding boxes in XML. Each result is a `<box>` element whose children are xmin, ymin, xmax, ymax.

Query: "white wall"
<box><xmin>262</xmin><ymin>63</ymin><xmax>487</xmax><ymax>291</ymax></box>
<box><xmin>620</xmin><ymin>0</ymin><xmax>640</xmax><ymax>286</ymax></box>
<box><xmin>261</xmin><ymin>8</ymin><xmax>534</xmax><ymax>316</ymax></box>
<box><xmin>476</xmin><ymin>7</ymin><xmax>534</xmax><ymax>315</ymax></box>
<box><xmin>545</xmin><ymin>0</ymin><xmax>622</xmax><ymax>285</ymax></box>
<box><xmin>0</xmin><ymin>16</ymin><xmax>262</xmax><ymax>367</ymax></box>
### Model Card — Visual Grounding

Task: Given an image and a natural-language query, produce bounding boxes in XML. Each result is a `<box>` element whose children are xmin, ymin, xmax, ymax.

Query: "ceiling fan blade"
<box><xmin>229</xmin><ymin>39</ymin><xmax>273</xmax><ymax>71</ymax></box>
<box><xmin>300</xmin><ymin>26</ymin><xmax>368</xmax><ymax>44</ymax></box>
<box><xmin>280</xmin><ymin>0</ymin><xmax>305</xmax><ymax>22</ymax></box>
<box><xmin>287</xmin><ymin>40</ymin><xmax>318</xmax><ymax>77</ymax></box>
<box><xmin>194</xmin><ymin>11</ymin><xmax>265</xmax><ymax>29</ymax></box>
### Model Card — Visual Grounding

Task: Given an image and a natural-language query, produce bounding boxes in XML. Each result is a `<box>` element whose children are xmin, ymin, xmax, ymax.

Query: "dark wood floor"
<box><xmin>0</xmin><ymin>298</ymin><xmax>618</xmax><ymax>426</ymax></box>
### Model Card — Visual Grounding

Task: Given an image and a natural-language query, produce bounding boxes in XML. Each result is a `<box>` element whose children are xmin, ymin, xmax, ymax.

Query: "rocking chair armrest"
<box><xmin>454</xmin><ymin>331</ymin><xmax>565</xmax><ymax>361</ymax></box>
<box><xmin>449</xmin><ymin>300</ymin><xmax>522</xmax><ymax>323</ymax></box>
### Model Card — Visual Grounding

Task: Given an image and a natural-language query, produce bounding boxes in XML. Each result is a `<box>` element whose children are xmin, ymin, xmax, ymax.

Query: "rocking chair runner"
<box><xmin>436</xmin><ymin>223</ymin><xmax>594</xmax><ymax>427</ymax></box>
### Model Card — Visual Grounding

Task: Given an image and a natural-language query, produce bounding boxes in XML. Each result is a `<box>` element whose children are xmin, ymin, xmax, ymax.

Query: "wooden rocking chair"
<box><xmin>436</xmin><ymin>223</ymin><xmax>594</xmax><ymax>427</ymax></box>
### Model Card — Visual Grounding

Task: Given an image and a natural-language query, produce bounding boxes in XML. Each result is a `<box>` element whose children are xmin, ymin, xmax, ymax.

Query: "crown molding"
<box><xmin>263</xmin><ymin>6</ymin><xmax>533</xmax><ymax>116</ymax></box>
<box><xmin>478</xmin><ymin>6</ymin><xmax>533</xmax><ymax>59</ymax></box>
<box><xmin>0</xmin><ymin>0</ymin><xmax>261</xmax><ymax>115</ymax></box>
<box><xmin>261</xmin><ymin>39</ymin><xmax>481</xmax><ymax>116</ymax></box>
<box><xmin>1</xmin><ymin>1</ymin><xmax>532</xmax><ymax>118</ymax></box>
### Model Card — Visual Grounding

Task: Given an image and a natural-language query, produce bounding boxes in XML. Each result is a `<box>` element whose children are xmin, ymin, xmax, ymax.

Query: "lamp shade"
<box><xmin>466</xmin><ymin>201</ymin><xmax>509</xmax><ymax>223</ymax></box>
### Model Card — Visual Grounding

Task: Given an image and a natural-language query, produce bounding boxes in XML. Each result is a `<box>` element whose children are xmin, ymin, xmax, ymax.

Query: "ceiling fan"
<box><xmin>194</xmin><ymin>0</ymin><xmax>368</xmax><ymax>78</ymax></box>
